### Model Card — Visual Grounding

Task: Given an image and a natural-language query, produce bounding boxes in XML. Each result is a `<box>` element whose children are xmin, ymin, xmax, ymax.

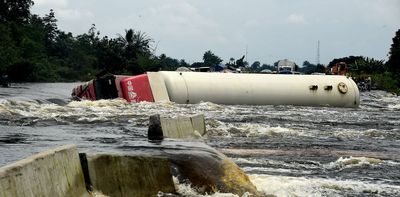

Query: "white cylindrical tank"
<box><xmin>152</xmin><ymin>71</ymin><xmax>360</xmax><ymax>108</ymax></box>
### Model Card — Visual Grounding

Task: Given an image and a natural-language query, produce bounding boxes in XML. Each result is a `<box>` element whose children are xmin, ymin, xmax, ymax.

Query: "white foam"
<box><xmin>173</xmin><ymin>176</ymin><xmax>255</xmax><ymax>197</ymax></box>
<box><xmin>243</xmin><ymin>166</ymin><xmax>313</xmax><ymax>175</ymax></box>
<box><xmin>197</xmin><ymin>101</ymin><xmax>224</xmax><ymax>111</ymax></box>
<box><xmin>90</xmin><ymin>191</ymin><xmax>109</xmax><ymax>197</ymax></box>
<box><xmin>388</xmin><ymin>103</ymin><xmax>400</xmax><ymax>110</ymax></box>
<box><xmin>206</xmin><ymin>122</ymin><xmax>298</xmax><ymax>137</ymax></box>
<box><xmin>246</xmin><ymin>125</ymin><xmax>294</xmax><ymax>137</ymax></box>
<box><xmin>250</xmin><ymin>174</ymin><xmax>400</xmax><ymax>197</ymax></box>
<box><xmin>334</xmin><ymin>128</ymin><xmax>391</xmax><ymax>139</ymax></box>
<box><xmin>67</xmin><ymin>98</ymin><xmax>128</xmax><ymax>108</ymax></box>
<box><xmin>233</xmin><ymin>158</ymin><xmax>321</xmax><ymax>171</ymax></box>
<box><xmin>324</xmin><ymin>156</ymin><xmax>383</xmax><ymax>170</ymax></box>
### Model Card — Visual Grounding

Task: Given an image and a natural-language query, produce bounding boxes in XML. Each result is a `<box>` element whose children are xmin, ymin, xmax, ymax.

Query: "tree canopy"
<box><xmin>0</xmin><ymin>0</ymin><xmax>34</xmax><ymax>23</ymax></box>
<box><xmin>387</xmin><ymin>29</ymin><xmax>400</xmax><ymax>75</ymax></box>
<box><xmin>203</xmin><ymin>50</ymin><xmax>223</xmax><ymax>67</ymax></box>
<box><xmin>0</xmin><ymin>0</ymin><xmax>185</xmax><ymax>82</ymax></box>
<box><xmin>329</xmin><ymin>30</ymin><xmax>399</xmax><ymax>93</ymax></box>
<box><xmin>0</xmin><ymin>0</ymin><xmax>399</xmax><ymax>93</ymax></box>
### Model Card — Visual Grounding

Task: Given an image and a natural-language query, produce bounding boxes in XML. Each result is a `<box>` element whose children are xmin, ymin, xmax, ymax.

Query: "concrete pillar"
<box><xmin>86</xmin><ymin>154</ymin><xmax>175</xmax><ymax>197</ymax></box>
<box><xmin>148</xmin><ymin>114</ymin><xmax>206</xmax><ymax>139</ymax></box>
<box><xmin>0</xmin><ymin>144</ymin><xmax>89</xmax><ymax>197</ymax></box>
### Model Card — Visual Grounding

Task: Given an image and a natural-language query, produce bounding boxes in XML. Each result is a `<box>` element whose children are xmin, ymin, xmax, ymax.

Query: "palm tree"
<box><xmin>117</xmin><ymin>29</ymin><xmax>154</xmax><ymax>74</ymax></box>
<box><xmin>118</xmin><ymin>29</ymin><xmax>153</xmax><ymax>58</ymax></box>
<box><xmin>132</xmin><ymin>30</ymin><xmax>152</xmax><ymax>55</ymax></box>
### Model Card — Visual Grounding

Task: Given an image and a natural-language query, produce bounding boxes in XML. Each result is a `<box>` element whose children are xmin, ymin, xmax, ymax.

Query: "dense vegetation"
<box><xmin>0</xmin><ymin>0</ymin><xmax>399</xmax><ymax>93</ymax></box>
<box><xmin>0</xmin><ymin>0</ymin><xmax>190</xmax><ymax>82</ymax></box>
<box><xmin>326</xmin><ymin>35</ymin><xmax>400</xmax><ymax>94</ymax></box>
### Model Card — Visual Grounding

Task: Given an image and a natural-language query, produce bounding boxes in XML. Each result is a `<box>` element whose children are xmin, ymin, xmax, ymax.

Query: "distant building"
<box><xmin>277</xmin><ymin>59</ymin><xmax>296</xmax><ymax>74</ymax></box>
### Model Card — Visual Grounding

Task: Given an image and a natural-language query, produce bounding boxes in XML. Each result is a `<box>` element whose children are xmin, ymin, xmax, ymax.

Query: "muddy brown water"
<box><xmin>0</xmin><ymin>83</ymin><xmax>399</xmax><ymax>196</ymax></box>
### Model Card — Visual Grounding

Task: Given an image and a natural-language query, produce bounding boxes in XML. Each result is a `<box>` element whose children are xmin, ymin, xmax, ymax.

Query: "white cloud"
<box><xmin>34</xmin><ymin>0</ymin><xmax>68</xmax><ymax>8</ymax></box>
<box><xmin>244</xmin><ymin>20</ymin><xmax>261</xmax><ymax>28</ymax></box>
<box><xmin>286</xmin><ymin>14</ymin><xmax>308</xmax><ymax>24</ymax></box>
<box><xmin>362</xmin><ymin>0</ymin><xmax>400</xmax><ymax>25</ymax></box>
<box><xmin>144</xmin><ymin>1</ymin><xmax>218</xmax><ymax>36</ymax></box>
<box><xmin>31</xmin><ymin>0</ymin><xmax>400</xmax><ymax>64</ymax></box>
<box><xmin>33</xmin><ymin>0</ymin><xmax>93</xmax><ymax>21</ymax></box>
<box><xmin>57</xmin><ymin>9</ymin><xmax>94</xmax><ymax>21</ymax></box>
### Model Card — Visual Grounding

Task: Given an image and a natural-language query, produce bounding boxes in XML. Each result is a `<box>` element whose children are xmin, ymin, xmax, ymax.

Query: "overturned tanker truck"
<box><xmin>72</xmin><ymin>71</ymin><xmax>360</xmax><ymax>108</ymax></box>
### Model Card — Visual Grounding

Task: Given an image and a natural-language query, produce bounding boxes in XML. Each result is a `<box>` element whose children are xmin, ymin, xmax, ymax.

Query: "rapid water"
<box><xmin>0</xmin><ymin>83</ymin><xmax>399</xmax><ymax>197</ymax></box>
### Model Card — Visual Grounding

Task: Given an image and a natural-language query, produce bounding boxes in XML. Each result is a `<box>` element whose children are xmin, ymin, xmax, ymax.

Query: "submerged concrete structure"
<box><xmin>148</xmin><ymin>114</ymin><xmax>206</xmax><ymax>140</ymax></box>
<box><xmin>146</xmin><ymin>114</ymin><xmax>264</xmax><ymax>196</ymax></box>
<box><xmin>85</xmin><ymin>154</ymin><xmax>175</xmax><ymax>197</ymax></box>
<box><xmin>0</xmin><ymin>145</ymin><xmax>178</xmax><ymax>197</ymax></box>
<box><xmin>0</xmin><ymin>145</ymin><xmax>89</xmax><ymax>197</ymax></box>
<box><xmin>0</xmin><ymin>114</ymin><xmax>267</xmax><ymax>197</ymax></box>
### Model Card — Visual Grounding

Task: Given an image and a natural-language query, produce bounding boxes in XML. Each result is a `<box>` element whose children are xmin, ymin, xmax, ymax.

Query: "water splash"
<box><xmin>1</xmin><ymin>84</ymin><xmax>400</xmax><ymax>197</ymax></box>
<box><xmin>324</xmin><ymin>156</ymin><xmax>383</xmax><ymax>170</ymax></box>
<box><xmin>172</xmin><ymin>176</ymin><xmax>255</xmax><ymax>197</ymax></box>
<box><xmin>250</xmin><ymin>174</ymin><xmax>400</xmax><ymax>197</ymax></box>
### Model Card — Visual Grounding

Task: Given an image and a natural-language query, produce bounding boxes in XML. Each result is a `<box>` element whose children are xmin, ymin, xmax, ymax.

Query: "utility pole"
<box><xmin>245</xmin><ymin>45</ymin><xmax>248</xmax><ymax>64</ymax></box>
<box><xmin>316</xmin><ymin>40</ymin><xmax>320</xmax><ymax>65</ymax></box>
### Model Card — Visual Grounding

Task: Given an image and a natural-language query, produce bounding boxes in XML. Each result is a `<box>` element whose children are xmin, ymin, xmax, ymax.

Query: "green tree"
<box><xmin>179</xmin><ymin>59</ymin><xmax>190</xmax><ymax>68</ymax></box>
<box><xmin>69</xmin><ymin>25</ymin><xmax>99</xmax><ymax>77</ymax></box>
<box><xmin>250</xmin><ymin>61</ymin><xmax>261</xmax><ymax>71</ymax></box>
<box><xmin>351</xmin><ymin>57</ymin><xmax>385</xmax><ymax>74</ymax></box>
<box><xmin>95</xmin><ymin>37</ymin><xmax>125</xmax><ymax>74</ymax></box>
<box><xmin>137</xmin><ymin>54</ymin><xmax>159</xmax><ymax>72</ymax></box>
<box><xmin>0</xmin><ymin>0</ymin><xmax>34</xmax><ymax>23</ymax></box>
<box><xmin>0</xmin><ymin>0</ymin><xmax>189</xmax><ymax>82</ymax></box>
<box><xmin>387</xmin><ymin>29</ymin><xmax>400</xmax><ymax>75</ymax></box>
<box><xmin>191</xmin><ymin>62</ymin><xmax>204</xmax><ymax>68</ymax></box>
<box><xmin>203</xmin><ymin>50</ymin><xmax>222</xmax><ymax>67</ymax></box>
<box><xmin>260</xmin><ymin>64</ymin><xmax>276</xmax><ymax>71</ymax></box>
<box><xmin>372</xmin><ymin>72</ymin><xmax>399</xmax><ymax>93</ymax></box>
<box><xmin>328</xmin><ymin>56</ymin><xmax>363</xmax><ymax>68</ymax></box>
<box><xmin>118</xmin><ymin>29</ymin><xmax>152</xmax><ymax>58</ymax></box>
<box><xmin>273</xmin><ymin>61</ymin><xmax>279</xmax><ymax>69</ymax></box>
<box><xmin>117</xmin><ymin>29</ymin><xmax>153</xmax><ymax>74</ymax></box>
<box><xmin>315</xmin><ymin>64</ymin><xmax>326</xmax><ymax>73</ymax></box>
<box><xmin>5</xmin><ymin>15</ymin><xmax>53</xmax><ymax>82</ymax></box>
<box><xmin>0</xmin><ymin>24</ymin><xmax>20</xmax><ymax>73</ymax></box>
<box><xmin>235</xmin><ymin>55</ymin><xmax>245</xmax><ymax>67</ymax></box>
<box><xmin>0</xmin><ymin>0</ymin><xmax>36</xmax><ymax>77</ymax></box>
<box><xmin>300</xmin><ymin>61</ymin><xmax>317</xmax><ymax>74</ymax></box>
<box><xmin>41</xmin><ymin>9</ymin><xmax>60</xmax><ymax>55</ymax></box>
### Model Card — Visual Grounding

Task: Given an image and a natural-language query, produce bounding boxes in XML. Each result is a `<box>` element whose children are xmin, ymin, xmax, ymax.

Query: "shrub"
<box><xmin>372</xmin><ymin>72</ymin><xmax>400</xmax><ymax>94</ymax></box>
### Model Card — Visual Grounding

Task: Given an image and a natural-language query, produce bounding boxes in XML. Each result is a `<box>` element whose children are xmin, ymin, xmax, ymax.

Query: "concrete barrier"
<box><xmin>148</xmin><ymin>114</ymin><xmax>206</xmax><ymax>139</ymax></box>
<box><xmin>147</xmin><ymin>114</ymin><xmax>265</xmax><ymax>196</ymax></box>
<box><xmin>0</xmin><ymin>142</ymin><xmax>265</xmax><ymax>197</ymax></box>
<box><xmin>86</xmin><ymin>154</ymin><xmax>176</xmax><ymax>197</ymax></box>
<box><xmin>0</xmin><ymin>144</ymin><xmax>89</xmax><ymax>197</ymax></box>
<box><xmin>0</xmin><ymin>113</ymin><xmax>264</xmax><ymax>197</ymax></box>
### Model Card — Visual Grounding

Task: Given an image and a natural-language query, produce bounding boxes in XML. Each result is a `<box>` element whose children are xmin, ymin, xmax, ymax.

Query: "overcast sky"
<box><xmin>32</xmin><ymin>0</ymin><xmax>400</xmax><ymax>65</ymax></box>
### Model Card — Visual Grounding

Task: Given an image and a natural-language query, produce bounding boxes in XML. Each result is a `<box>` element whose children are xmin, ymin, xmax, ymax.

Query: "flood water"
<box><xmin>0</xmin><ymin>83</ymin><xmax>399</xmax><ymax>197</ymax></box>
